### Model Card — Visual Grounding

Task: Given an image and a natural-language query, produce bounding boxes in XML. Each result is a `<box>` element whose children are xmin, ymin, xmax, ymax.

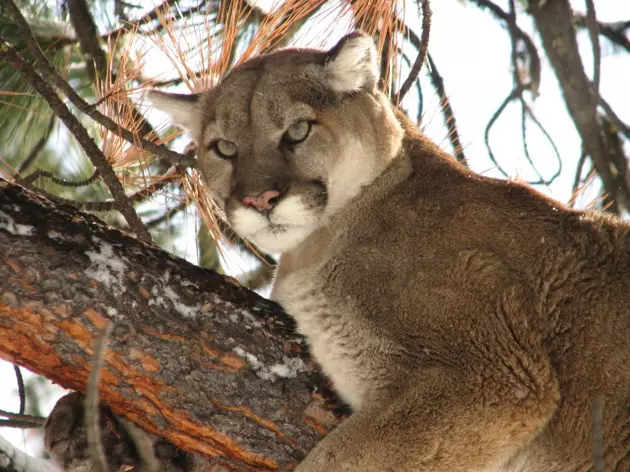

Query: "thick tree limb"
<box><xmin>0</xmin><ymin>179</ymin><xmax>346</xmax><ymax>471</ymax></box>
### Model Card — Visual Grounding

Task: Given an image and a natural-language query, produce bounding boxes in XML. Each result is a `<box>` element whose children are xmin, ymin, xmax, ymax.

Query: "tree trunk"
<box><xmin>0</xmin><ymin>179</ymin><xmax>347</xmax><ymax>471</ymax></box>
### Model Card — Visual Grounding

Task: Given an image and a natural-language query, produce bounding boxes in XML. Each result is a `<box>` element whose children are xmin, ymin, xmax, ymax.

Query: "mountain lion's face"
<box><xmin>149</xmin><ymin>32</ymin><xmax>402</xmax><ymax>253</ymax></box>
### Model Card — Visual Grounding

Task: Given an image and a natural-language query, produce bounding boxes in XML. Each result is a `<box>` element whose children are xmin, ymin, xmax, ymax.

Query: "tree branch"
<box><xmin>574</xmin><ymin>14</ymin><xmax>630</xmax><ymax>53</ymax></box>
<box><xmin>66</xmin><ymin>0</ymin><xmax>108</xmax><ymax>83</ymax></box>
<box><xmin>0</xmin><ymin>0</ymin><xmax>193</xmax><ymax>168</ymax></box>
<box><xmin>0</xmin><ymin>434</ymin><xmax>57</xmax><ymax>472</ymax></box>
<box><xmin>426</xmin><ymin>54</ymin><xmax>467</xmax><ymax>166</ymax></box>
<box><xmin>529</xmin><ymin>0</ymin><xmax>630</xmax><ymax>214</ymax></box>
<box><xmin>0</xmin><ymin>40</ymin><xmax>152</xmax><ymax>242</ymax></box>
<box><xmin>392</xmin><ymin>0</ymin><xmax>431</xmax><ymax>104</ymax></box>
<box><xmin>0</xmin><ymin>179</ymin><xmax>347</xmax><ymax>470</ymax></box>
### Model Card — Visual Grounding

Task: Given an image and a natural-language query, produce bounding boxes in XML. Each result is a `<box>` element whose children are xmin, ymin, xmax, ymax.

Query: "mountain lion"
<box><xmin>47</xmin><ymin>32</ymin><xmax>630</xmax><ymax>471</ymax></box>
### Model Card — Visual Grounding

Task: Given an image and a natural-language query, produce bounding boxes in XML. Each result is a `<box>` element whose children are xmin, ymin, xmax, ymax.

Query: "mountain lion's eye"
<box><xmin>211</xmin><ymin>139</ymin><xmax>237</xmax><ymax>159</ymax></box>
<box><xmin>284</xmin><ymin>120</ymin><xmax>311</xmax><ymax>144</ymax></box>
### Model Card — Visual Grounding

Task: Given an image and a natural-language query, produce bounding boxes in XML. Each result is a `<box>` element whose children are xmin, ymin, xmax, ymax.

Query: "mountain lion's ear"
<box><xmin>324</xmin><ymin>31</ymin><xmax>378</xmax><ymax>93</ymax></box>
<box><xmin>146</xmin><ymin>90</ymin><xmax>202</xmax><ymax>139</ymax></box>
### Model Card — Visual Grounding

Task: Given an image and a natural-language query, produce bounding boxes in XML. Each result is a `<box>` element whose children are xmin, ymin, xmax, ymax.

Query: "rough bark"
<box><xmin>0</xmin><ymin>179</ymin><xmax>347</xmax><ymax>471</ymax></box>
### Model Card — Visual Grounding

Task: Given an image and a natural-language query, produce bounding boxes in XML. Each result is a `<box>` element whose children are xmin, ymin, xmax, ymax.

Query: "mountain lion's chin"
<box><xmin>249</xmin><ymin>225</ymin><xmax>316</xmax><ymax>254</ymax></box>
<box><xmin>229</xmin><ymin>204</ymin><xmax>321</xmax><ymax>254</ymax></box>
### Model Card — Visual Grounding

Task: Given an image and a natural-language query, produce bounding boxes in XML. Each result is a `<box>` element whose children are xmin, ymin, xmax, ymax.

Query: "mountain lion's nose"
<box><xmin>241</xmin><ymin>190</ymin><xmax>282</xmax><ymax>212</ymax></box>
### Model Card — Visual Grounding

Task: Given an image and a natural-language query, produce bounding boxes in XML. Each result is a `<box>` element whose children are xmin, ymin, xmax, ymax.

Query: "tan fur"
<box><xmin>149</xmin><ymin>32</ymin><xmax>630</xmax><ymax>471</ymax></box>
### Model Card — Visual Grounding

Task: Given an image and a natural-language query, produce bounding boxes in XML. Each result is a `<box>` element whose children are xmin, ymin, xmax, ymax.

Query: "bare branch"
<box><xmin>0</xmin><ymin>40</ymin><xmax>152</xmax><ymax>241</ymax></box>
<box><xmin>67</xmin><ymin>0</ymin><xmax>108</xmax><ymax>82</ymax></box>
<box><xmin>584</xmin><ymin>0</ymin><xmax>601</xmax><ymax>106</ymax></box>
<box><xmin>0</xmin><ymin>0</ymin><xmax>193</xmax><ymax>168</ymax></box>
<box><xmin>426</xmin><ymin>54</ymin><xmax>467</xmax><ymax>166</ymax></box>
<box><xmin>13</xmin><ymin>365</ymin><xmax>25</xmax><ymax>415</ymax></box>
<box><xmin>145</xmin><ymin>201</ymin><xmax>189</xmax><ymax>228</ymax></box>
<box><xmin>16</xmin><ymin>116</ymin><xmax>56</xmax><ymax>175</ymax></box>
<box><xmin>392</xmin><ymin>0</ymin><xmax>431</xmax><ymax>104</ymax></box>
<box><xmin>0</xmin><ymin>410</ymin><xmax>46</xmax><ymax>426</ymax></box>
<box><xmin>19</xmin><ymin>169</ymin><xmax>99</xmax><ymax>187</ymax></box>
<box><xmin>469</xmin><ymin>0</ymin><xmax>541</xmax><ymax>94</ymax></box>
<box><xmin>574</xmin><ymin>14</ymin><xmax>630</xmax><ymax>53</ymax></box>
<box><xmin>86</xmin><ymin>322</ymin><xmax>114</xmax><ymax>472</ymax></box>
<box><xmin>530</xmin><ymin>0</ymin><xmax>630</xmax><ymax>214</ymax></box>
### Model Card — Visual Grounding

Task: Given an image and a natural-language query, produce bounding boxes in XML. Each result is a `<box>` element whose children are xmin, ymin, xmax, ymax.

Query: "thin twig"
<box><xmin>86</xmin><ymin>321</ymin><xmax>114</xmax><ymax>472</ymax></box>
<box><xmin>0</xmin><ymin>409</ymin><xmax>46</xmax><ymax>425</ymax></box>
<box><xmin>426</xmin><ymin>54</ymin><xmax>467</xmax><ymax>166</ymax></box>
<box><xmin>574</xmin><ymin>14</ymin><xmax>630</xmax><ymax>53</ymax></box>
<box><xmin>18</xmin><ymin>170</ymin><xmax>183</xmax><ymax>212</ymax></box>
<box><xmin>484</xmin><ymin>88</ymin><xmax>520</xmax><ymax>177</ymax></box>
<box><xmin>520</xmin><ymin>100</ymin><xmax>562</xmax><ymax>185</ymax></box>
<box><xmin>584</xmin><ymin>0</ymin><xmax>601</xmax><ymax>108</ymax></box>
<box><xmin>19</xmin><ymin>169</ymin><xmax>99</xmax><ymax>187</ymax></box>
<box><xmin>0</xmin><ymin>0</ymin><xmax>193</xmax><ymax>167</ymax></box>
<box><xmin>119</xmin><ymin>419</ymin><xmax>158</xmax><ymax>472</ymax></box>
<box><xmin>519</xmin><ymin>101</ymin><xmax>546</xmax><ymax>185</ymax></box>
<box><xmin>0</xmin><ymin>40</ymin><xmax>152</xmax><ymax>241</ymax></box>
<box><xmin>0</xmin><ymin>418</ymin><xmax>44</xmax><ymax>429</ymax></box>
<box><xmin>598</xmin><ymin>95</ymin><xmax>630</xmax><ymax>141</ymax></box>
<box><xmin>16</xmin><ymin>116</ymin><xmax>56</xmax><ymax>175</ymax></box>
<box><xmin>146</xmin><ymin>201</ymin><xmax>188</xmax><ymax>228</ymax></box>
<box><xmin>570</xmin><ymin>151</ymin><xmax>588</xmax><ymax>207</ymax></box>
<box><xmin>67</xmin><ymin>0</ymin><xmax>108</xmax><ymax>82</ymax></box>
<box><xmin>392</xmin><ymin>0</ymin><xmax>431</xmax><ymax>104</ymax></box>
<box><xmin>468</xmin><ymin>0</ymin><xmax>541</xmax><ymax>94</ymax></box>
<box><xmin>13</xmin><ymin>365</ymin><xmax>25</xmax><ymax>415</ymax></box>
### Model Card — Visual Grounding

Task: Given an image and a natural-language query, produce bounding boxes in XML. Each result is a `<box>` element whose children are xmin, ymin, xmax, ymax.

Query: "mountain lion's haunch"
<box><xmin>50</xmin><ymin>31</ymin><xmax>630</xmax><ymax>471</ymax></box>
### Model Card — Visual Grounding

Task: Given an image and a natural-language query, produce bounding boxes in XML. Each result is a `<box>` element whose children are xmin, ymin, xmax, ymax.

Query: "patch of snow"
<box><xmin>163</xmin><ymin>285</ymin><xmax>199</xmax><ymax>318</ymax></box>
<box><xmin>222</xmin><ymin>306</ymin><xmax>263</xmax><ymax>329</ymax></box>
<box><xmin>237</xmin><ymin>308</ymin><xmax>263</xmax><ymax>328</ymax></box>
<box><xmin>148</xmin><ymin>284</ymin><xmax>200</xmax><ymax>319</ymax></box>
<box><xmin>106</xmin><ymin>307</ymin><xmax>118</xmax><ymax>317</ymax></box>
<box><xmin>0</xmin><ymin>210</ymin><xmax>35</xmax><ymax>236</ymax></box>
<box><xmin>84</xmin><ymin>239</ymin><xmax>128</xmax><ymax>296</ymax></box>
<box><xmin>232</xmin><ymin>348</ymin><xmax>305</xmax><ymax>382</ymax></box>
<box><xmin>270</xmin><ymin>356</ymin><xmax>306</xmax><ymax>378</ymax></box>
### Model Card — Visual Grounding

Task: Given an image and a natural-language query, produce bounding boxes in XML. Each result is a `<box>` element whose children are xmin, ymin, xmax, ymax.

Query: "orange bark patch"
<box><xmin>129</xmin><ymin>348</ymin><xmax>161</xmax><ymax>372</ymax></box>
<box><xmin>4</xmin><ymin>257</ymin><xmax>21</xmax><ymax>273</ymax></box>
<box><xmin>13</xmin><ymin>277</ymin><xmax>36</xmax><ymax>293</ymax></box>
<box><xmin>84</xmin><ymin>307</ymin><xmax>108</xmax><ymax>329</ymax></box>
<box><xmin>209</xmin><ymin>398</ymin><xmax>300</xmax><ymax>450</ymax></box>
<box><xmin>58</xmin><ymin>318</ymin><xmax>93</xmax><ymax>347</ymax></box>
<box><xmin>54</xmin><ymin>304</ymin><xmax>71</xmax><ymax>318</ymax></box>
<box><xmin>144</xmin><ymin>327</ymin><xmax>188</xmax><ymax>344</ymax></box>
<box><xmin>138</xmin><ymin>286</ymin><xmax>151</xmax><ymax>299</ymax></box>
<box><xmin>219</xmin><ymin>353</ymin><xmax>247</xmax><ymax>370</ymax></box>
<box><xmin>134</xmin><ymin>403</ymin><xmax>281</xmax><ymax>471</ymax></box>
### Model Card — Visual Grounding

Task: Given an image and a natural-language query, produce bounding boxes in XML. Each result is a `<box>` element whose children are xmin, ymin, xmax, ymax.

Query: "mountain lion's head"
<box><xmin>149</xmin><ymin>32</ymin><xmax>403</xmax><ymax>253</ymax></box>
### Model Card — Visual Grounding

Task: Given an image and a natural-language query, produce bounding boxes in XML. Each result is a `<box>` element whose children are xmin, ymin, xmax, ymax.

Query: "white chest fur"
<box><xmin>271</xmin><ymin>267</ymin><xmax>372</xmax><ymax>410</ymax></box>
